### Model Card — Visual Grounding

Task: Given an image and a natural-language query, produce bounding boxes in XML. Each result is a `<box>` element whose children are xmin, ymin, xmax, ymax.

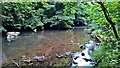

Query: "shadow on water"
<box><xmin>2</xmin><ymin>27</ymin><xmax>90</xmax><ymax>64</ymax></box>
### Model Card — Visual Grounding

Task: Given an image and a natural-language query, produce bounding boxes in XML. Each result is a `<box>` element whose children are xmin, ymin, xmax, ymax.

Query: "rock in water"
<box><xmin>65</xmin><ymin>51</ymin><xmax>72</xmax><ymax>56</ymax></box>
<box><xmin>85</xmin><ymin>44</ymin><xmax>93</xmax><ymax>50</ymax></box>
<box><xmin>85</xmin><ymin>40</ymin><xmax>99</xmax><ymax>51</ymax></box>
<box><xmin>81</xmin><ymin>48</ymin><xmax>93</xmax><ymax>57</ymax></box>
<box><xmin>6</xmin><ymin>32</ymin><xmax>20</xmax><ymax>42</ymax></box>
<box><xmin>56</xmin><ymin>54</ymin><xmax>65</xmax><ymax>58</ymax></box>
<box><xmin>7</xmin><ymin>32</ymin><xmax>20</xmax><ymax>36</ymax></box>
<box><xmin>33</xmin><ymin>56</ymin><xmax>45</xmax><ymax>62</ymax></box>
<box><xmin>33</xmin><ymin>29</ymin><xmax>37</xmax><ymax>32</ymax></box>
<box><xmin>85</xmin><ymin>40</ymin><xmax>94</xmax><ymax>49</ymax></box>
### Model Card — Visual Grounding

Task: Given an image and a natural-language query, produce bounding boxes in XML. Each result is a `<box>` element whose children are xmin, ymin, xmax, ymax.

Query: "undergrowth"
<box><xmin>92</xmin><ymin>29</ymin><xmax>120</xmax><ymax>67</ymax></box>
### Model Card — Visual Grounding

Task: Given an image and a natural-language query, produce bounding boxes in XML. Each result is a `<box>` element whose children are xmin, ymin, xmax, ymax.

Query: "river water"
<box><xmin>2</xmin><ymin>27</ymin><xmax>90</xmax><ymax>64</ymax></box>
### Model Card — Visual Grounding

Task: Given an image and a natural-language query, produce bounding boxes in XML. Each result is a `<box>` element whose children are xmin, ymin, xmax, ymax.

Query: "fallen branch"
<box><xmin>12</xmin><ymin>60</ymin><xmax>21</xmax><ymax>68</ymax></box>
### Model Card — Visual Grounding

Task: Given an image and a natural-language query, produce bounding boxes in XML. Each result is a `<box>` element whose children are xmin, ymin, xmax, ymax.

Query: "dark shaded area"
<box><xmin>74</xmin><ymin>12</ymin><xmax>86</xmax><ymax>26</ymax></box>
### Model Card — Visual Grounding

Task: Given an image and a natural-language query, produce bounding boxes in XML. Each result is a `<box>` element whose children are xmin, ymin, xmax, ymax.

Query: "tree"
<box><xmin>97</xmin><ymin>2</ymin><xmax>119</xmax><ymax>40</ymax></box>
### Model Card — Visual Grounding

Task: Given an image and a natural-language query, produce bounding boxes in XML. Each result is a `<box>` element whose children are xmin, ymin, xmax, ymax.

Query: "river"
<box><xmin>2</xmin><ymin>27</ymin><xmax>90</xmax><ymax>65</ymax></box>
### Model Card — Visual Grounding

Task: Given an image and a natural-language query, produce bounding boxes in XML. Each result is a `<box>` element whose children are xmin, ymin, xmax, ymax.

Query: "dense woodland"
<box><xmin>1</xmin><ymin>1</ymin><xmax>120</xmax><ymax>67</ymax></box>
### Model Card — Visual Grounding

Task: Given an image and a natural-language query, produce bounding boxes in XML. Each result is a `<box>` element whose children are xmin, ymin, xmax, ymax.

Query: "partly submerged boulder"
<box><xmin>6</xmin><ymin>32</ymin><xmax>20</xmax><ymax>42</ymax></box>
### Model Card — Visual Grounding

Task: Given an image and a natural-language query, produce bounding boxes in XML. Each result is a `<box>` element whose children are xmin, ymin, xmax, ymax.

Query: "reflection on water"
<box><xmin>2</xmin><ymin>28</ymin><xmax>89</xmax><ymax>63</ymax></box>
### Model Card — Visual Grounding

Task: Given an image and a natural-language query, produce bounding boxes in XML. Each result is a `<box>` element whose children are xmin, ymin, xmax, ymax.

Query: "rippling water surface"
<box><xmin>2</xmin><ymin>27</ymin><xmax>90</xmax><ymax>64</ymax></box>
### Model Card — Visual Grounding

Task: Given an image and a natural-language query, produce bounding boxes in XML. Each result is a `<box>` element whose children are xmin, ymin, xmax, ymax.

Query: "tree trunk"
<box><xmin>97</xmin><ymin>2</ymin><xmax>119</xmax><ymax>40</ymax></box>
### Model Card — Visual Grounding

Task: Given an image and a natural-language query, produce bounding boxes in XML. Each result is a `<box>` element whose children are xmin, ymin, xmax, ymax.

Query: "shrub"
<box><xmin>2</xmin><ymin>2</ymin><xmax>87</xmax><ymax>31</ymax></box>
<box><xmin>2</xmin><ymin>2</ymin><xmax>44</xmax><ymax>31</ymax></box>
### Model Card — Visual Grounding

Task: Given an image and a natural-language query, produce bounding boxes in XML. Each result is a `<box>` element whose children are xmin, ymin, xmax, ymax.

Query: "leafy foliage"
<box><xmin>85</xmin><ymin>2</ymin><xmax>120</xmax><ymax>67</ymax></box>
<box><xmin>44</xmin><ymin>15</ymin><xmax>74</xmax><ymax>29</ymax></box>
<box><xmin>2</xmin><ymin>2</ymin><xmax>44</xmax><ymax>31</ymax></box>
<box><xmin>2</xmin><ymin>2</ymin><xmax>86</xmax><ymax>31</ymax></box>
